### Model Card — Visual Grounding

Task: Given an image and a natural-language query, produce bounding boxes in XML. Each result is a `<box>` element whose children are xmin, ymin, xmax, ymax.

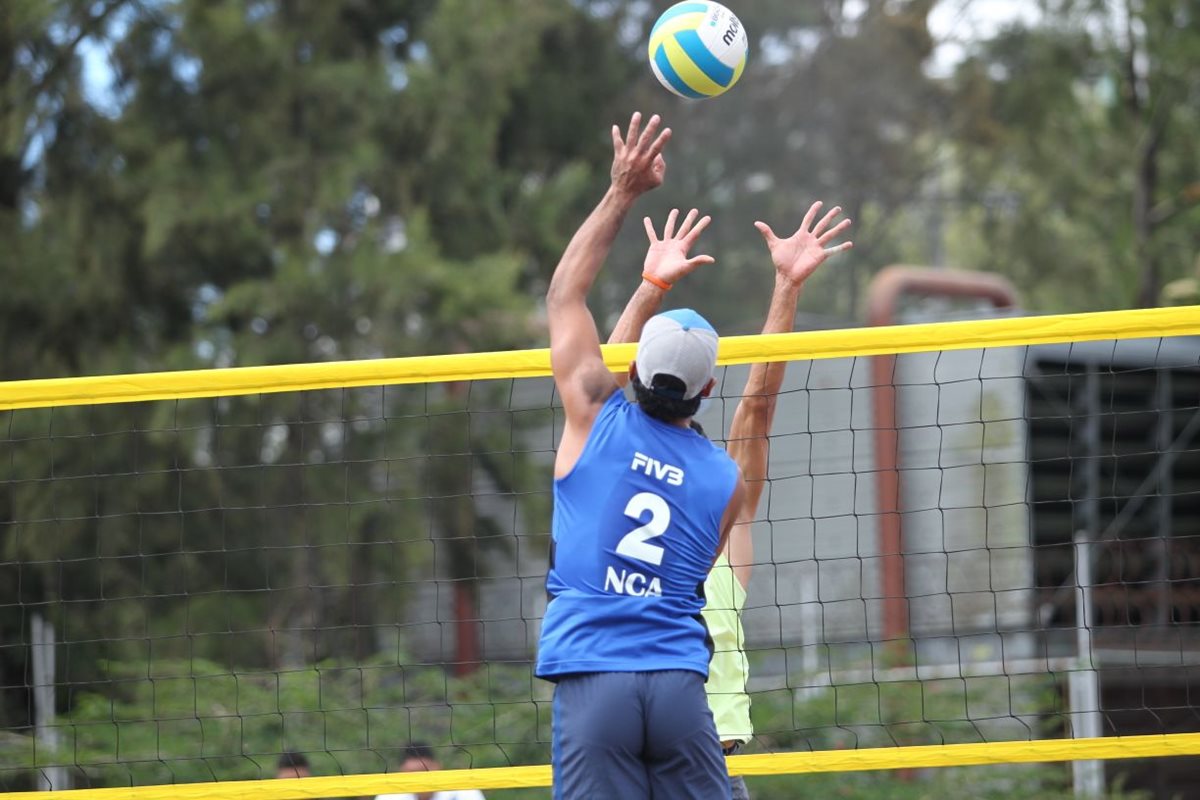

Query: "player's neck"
<box><xmin>634</xmin><ymin>402</ymin><xmax>694</xmax><ymax>430</ymax></box>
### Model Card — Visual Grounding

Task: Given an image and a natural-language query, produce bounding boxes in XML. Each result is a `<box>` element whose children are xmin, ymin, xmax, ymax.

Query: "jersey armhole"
<box><xmin>555</xmin><ymin>388</ymin><xmax>625</xmax><ymax>485</ymax></box>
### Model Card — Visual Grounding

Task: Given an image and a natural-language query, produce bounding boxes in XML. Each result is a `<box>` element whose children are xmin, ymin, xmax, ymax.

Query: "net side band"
<box><xmin>7</xmin><ymin>733</ymin><xmax>1200</xmax><ymax>799</ymax></box>
<box><xmin>1</xmin><ymin>306</ymin><xmax>1197</xmax><ymax>412</ymax></box>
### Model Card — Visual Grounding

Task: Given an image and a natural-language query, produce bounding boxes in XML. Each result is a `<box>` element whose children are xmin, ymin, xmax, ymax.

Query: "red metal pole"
<box><xmin>866</xmin><ymin>266</ymin><xmax>1019</xmax><ymax>645</ymax></box>
<box><xmin>454</xmin><ymin>582</ymin><xmax>481</xmax><ymax>677</ymax></box>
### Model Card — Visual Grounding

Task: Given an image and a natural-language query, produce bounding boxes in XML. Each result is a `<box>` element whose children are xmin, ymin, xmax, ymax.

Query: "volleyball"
<box><xmin>648</xmin><ymin>2</ymin><xmax>748</xmax><ymax>99</ymax></box>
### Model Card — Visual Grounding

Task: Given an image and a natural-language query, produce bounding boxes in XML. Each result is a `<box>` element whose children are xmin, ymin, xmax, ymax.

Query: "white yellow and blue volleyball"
<box><xmin>648</xmin><ymin>2</ymin><xmax>748</xmax><ymax>99</ymax></box>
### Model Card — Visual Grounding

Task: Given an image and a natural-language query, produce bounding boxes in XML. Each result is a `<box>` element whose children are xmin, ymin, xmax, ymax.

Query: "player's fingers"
<box><xmin>636</xmin><ymin>113</ymin><xmax>661</xmax><ymax>152</ymax></box>
<box><xmin>823</xmin><ymin>241</ymin><xmax>854</xmax><ymax>256</ymax></box>
<box><xmin>612</xmin><ymin>124</ymin><xmax>624</xmax><ymax>153</ymax></box>
<box><xmin>676</xmin><ymin>208</ymin><xmax>699</xmax><ymax>239</ymax></box>
<box><xmin>686</xmin><ymin>254</ymin><xmax>716</xmax><ymax>269</ymax></box>
<box><xmin>817</xmin><ymin>217</ymin><xmax>853</xmax><ymax>245</ymax></box>
<box><xmin>643</xmin><ymin>216</ymin><xmax>658</xmax><ymax>243</ymax></box>
<box><xmin>683</xmin><ymin>214</ymin><xmax>712</xmax><ymax>247</ymax></box>
<box><xmin>646</xmin><ymin>126</ymin><xmax>672</xmax><ymax>159</ymax></box>
<box><xmin>754</xmin><ymin>221</ymin><xmax>777</xmax><ymax>243</ymax></box>
<box><xmin>799</xmin><ymin>201</ymin><xmax>823</xmax><ymax>234</ymax></box>
<box><xmin>625</xmin><ymin>112</ymin><xmax>642</xmax><ymax>150</ymax></box>
<box><xmin>812</xmin><ymin>205</ymin><xmax>843</xmax><ymax>238</ymax></box>
<box><xmin>663</xmin><ymin>208</ymin><xmax>680</xmax><ymax>239</ymax></box>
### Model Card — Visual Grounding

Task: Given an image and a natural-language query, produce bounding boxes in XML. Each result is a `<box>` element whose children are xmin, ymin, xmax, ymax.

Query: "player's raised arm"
<box><xmin>607</xmin><ymin>207</ymin><xmax>715</xmax><ymax>387</ymax></box>
<box><xmin>724</xmin><ymin>201</ymin><xmax>853</xmax><ymax>587</ymax></box>
<box><xmin>547</xmin><ymin>112</ymin><xmax>671</xmax><ymax>476</ymax></box>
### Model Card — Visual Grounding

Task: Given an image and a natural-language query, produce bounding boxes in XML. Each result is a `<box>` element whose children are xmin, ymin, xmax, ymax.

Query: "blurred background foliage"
<box><xmin>1</xmin><ymin>0</ymin><xmax>1198</xmax><ymax>792</ymax></box>
<box><xmin>12</xmin><ymin>657</ymin><xmax>1148</xmax><ymax>799</ymax></box>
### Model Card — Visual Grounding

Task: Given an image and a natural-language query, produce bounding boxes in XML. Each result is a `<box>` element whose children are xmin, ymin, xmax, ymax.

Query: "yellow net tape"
<box><xmin>1</xmin><ymin>306</ymin><xmax>1197</xmax><ymax>412</ymax></box>
<box><xmin>7</xmin><ymin>734</ymin><xmax>1200</xmax><ymax>799</ymax></box>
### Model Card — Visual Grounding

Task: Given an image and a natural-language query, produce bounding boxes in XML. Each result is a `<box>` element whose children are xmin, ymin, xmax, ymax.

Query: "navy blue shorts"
<box><xmin>551</xmin><ymin>670</ymin><xmax>731</xmax><ymax>800</ymax></box>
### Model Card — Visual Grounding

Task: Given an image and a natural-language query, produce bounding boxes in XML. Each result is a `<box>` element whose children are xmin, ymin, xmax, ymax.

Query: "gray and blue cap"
<box><xmin>635</xmin><ymin>309</ymin><xmax>719</xmax><ymax>401</ymax></box>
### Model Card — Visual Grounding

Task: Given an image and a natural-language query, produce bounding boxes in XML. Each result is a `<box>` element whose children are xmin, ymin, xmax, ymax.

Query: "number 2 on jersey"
<box><xmin>616</xmin><ymin>492</ymin><xmax>669</xmax><ymax>566</ymax></box>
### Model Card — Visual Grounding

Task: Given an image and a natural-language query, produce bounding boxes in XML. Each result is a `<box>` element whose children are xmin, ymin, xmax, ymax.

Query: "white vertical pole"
<box><xmin>1070</xmin><ymin>532</ymin><xmax>1104</xmax><ymax>798</ymax></box>
<box><xmin>801</xmin><ymin>564</ymin><xmax>818</xmax><ymax>676</ymax></box>
<box><xmin>791</xmin><ymin>562</ymin><xmax>827</xmax><ymax>703</ymax></box>
<box><xmin>31</xmin><ymin>613</ymin><xmax>68</xmax><ymax>791</ymax></box>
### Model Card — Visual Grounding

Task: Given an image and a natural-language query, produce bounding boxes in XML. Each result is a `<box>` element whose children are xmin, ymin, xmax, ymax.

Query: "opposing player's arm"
<box><xmin>606</xmin><ymin>208</ymin><xmax>715</xmax><ymax>388</ymax></box>
<box><xmin>724</xmin><ymin>202</ymin><xmax>853</xmax><ymax>587</ymax></box>
<box><xmin>716</xmin><ymin>470</ymin><xmax>747</xmax><ymax>566</ymax></box>
<box><xmin>548</xmin><ymin>112</ymin><xmax>670</xmax><ymax>476</ymax></box>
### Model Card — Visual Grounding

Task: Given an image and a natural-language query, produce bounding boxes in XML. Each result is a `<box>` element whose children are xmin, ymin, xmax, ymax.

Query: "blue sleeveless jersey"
<box><xmin>536</xmin><ymin>390</ymin><xmax>739</xmax><ymax>679</ymax></box>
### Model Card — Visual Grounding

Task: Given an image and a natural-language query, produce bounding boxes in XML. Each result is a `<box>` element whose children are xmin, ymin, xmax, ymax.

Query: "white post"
<box><xmin>1070</xmin><ymin>532</ymin><xmax>1104</xmax><ymax>798</ymax></box>
<box><xmin>800</xmin><ymin>565</ymin><xmax>819</xmax><ymax>676</ymax></box>
<box><xmin>31</xmin><ymin>613</ymin><xmax>68</xmax><ymax>791</ymax></box>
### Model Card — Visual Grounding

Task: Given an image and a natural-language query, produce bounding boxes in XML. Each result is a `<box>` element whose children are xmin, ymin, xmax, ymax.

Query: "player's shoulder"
<box><xmin>604</xmin><ymin>387</ymin><xmax>633</xmax><ymax>412</ymax></box>
<box><xmin>700</xmin><ymin>433</ymin><xmax>739</xmax><ymax>467</ymax></box>
<box><xmin>687</xmin><ymin>437</ymin><xmax>740</xmax><ymax>495</ymax></box>
<box><xmin>588</xmin><ymin>387</ymin><xmax>634</xmax><ymax>432</ymax></box>
<box><xmin>577</xmin><ymin>387</ymin><xmax>629</xmax><ymax>433</ymax></box>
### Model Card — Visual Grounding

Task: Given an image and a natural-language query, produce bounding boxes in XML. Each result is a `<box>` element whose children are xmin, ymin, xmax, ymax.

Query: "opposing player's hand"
<box><xmin>642</xmin><ymin>208</ymin><xmax>715</xmax><ymax>289</ymax></box>
<box><xmin>611</xmin><ymin>112</ymin><xmax>671</xmax><ymax>199</ymax></box>
<box><xmin>754</xmin><ymin>202</ymin><xmax>853</xmax><ymax>288</ymax></box>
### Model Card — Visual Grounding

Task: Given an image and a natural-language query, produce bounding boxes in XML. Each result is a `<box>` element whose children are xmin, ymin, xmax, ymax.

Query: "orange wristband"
<box><xmin>642</xmin><ymin>272</ymin><xmax>672</xmax><ymax>292</ymax></box>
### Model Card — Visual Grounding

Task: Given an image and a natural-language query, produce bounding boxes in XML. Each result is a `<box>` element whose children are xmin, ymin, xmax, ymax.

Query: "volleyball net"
<box><xmin>1</xmin><ymin>306</ymin><xmax>1199</xmax><ymax>798</ymax></box>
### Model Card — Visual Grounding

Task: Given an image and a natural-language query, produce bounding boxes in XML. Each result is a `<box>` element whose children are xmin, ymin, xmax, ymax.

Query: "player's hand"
<box><xmin>611</xmin><ymin>112</ymin><xmax>671</xmax><ymax>199</ymax></box>
<box><xmin>755</xmin><ymin>202</ymin><xmax>853</xmax><ymax>288</ymax></box>
<box><xmin>642</xmin><ymin>208</ymin><xmax>715</xmax><ymax>289</ymax></box>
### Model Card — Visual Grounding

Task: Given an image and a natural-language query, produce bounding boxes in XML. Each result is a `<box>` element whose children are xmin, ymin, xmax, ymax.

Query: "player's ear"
<box><xmin>699</xmin><ymin>377</ymin><xmax>717</xmax><ymax>398</ymax></box>
<box><xmin>629</xmin><ymin>363</ymin><xmax>639</xmax><ymax>383</ymax></box>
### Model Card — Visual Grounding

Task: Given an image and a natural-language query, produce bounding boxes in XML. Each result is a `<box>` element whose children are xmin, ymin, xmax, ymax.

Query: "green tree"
<box><xmin>944</xmin><ymin>0</ymin><xmax>1200</xmax><ymax>310</ymax></box>
<box><xmin>1</xmin><ymin>0</ymin><xmax>632</xmax><ymax>771</ymax></box>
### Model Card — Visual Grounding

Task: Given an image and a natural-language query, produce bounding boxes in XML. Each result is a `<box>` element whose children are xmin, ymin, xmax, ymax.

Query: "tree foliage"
<box><xmin>0</xmin><ymin>0</ymin><xmax>621</xmax><ymax>767</ymax></box>
<box><xmin>943</xmin><ymin>0</ymin><xmax>1200</xmax><ymax>310</ymax></box>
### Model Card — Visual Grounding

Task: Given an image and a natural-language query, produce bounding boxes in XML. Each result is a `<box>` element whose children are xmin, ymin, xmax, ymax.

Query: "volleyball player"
<box><xmin>611</xmin><ymin>201</ymin><xmax>853</xmax><ymax>799</ymax></box>
<box><xmin>535</xmin><ymin>111</ymin><xmax>743</xmax><ymax>799</ymax></box>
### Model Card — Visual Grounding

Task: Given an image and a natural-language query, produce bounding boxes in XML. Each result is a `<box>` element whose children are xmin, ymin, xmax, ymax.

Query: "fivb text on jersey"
<box><xmin>630</xmin><ymin>451</ymin><xmax>684</xmax><ymax>486</ymax></box>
